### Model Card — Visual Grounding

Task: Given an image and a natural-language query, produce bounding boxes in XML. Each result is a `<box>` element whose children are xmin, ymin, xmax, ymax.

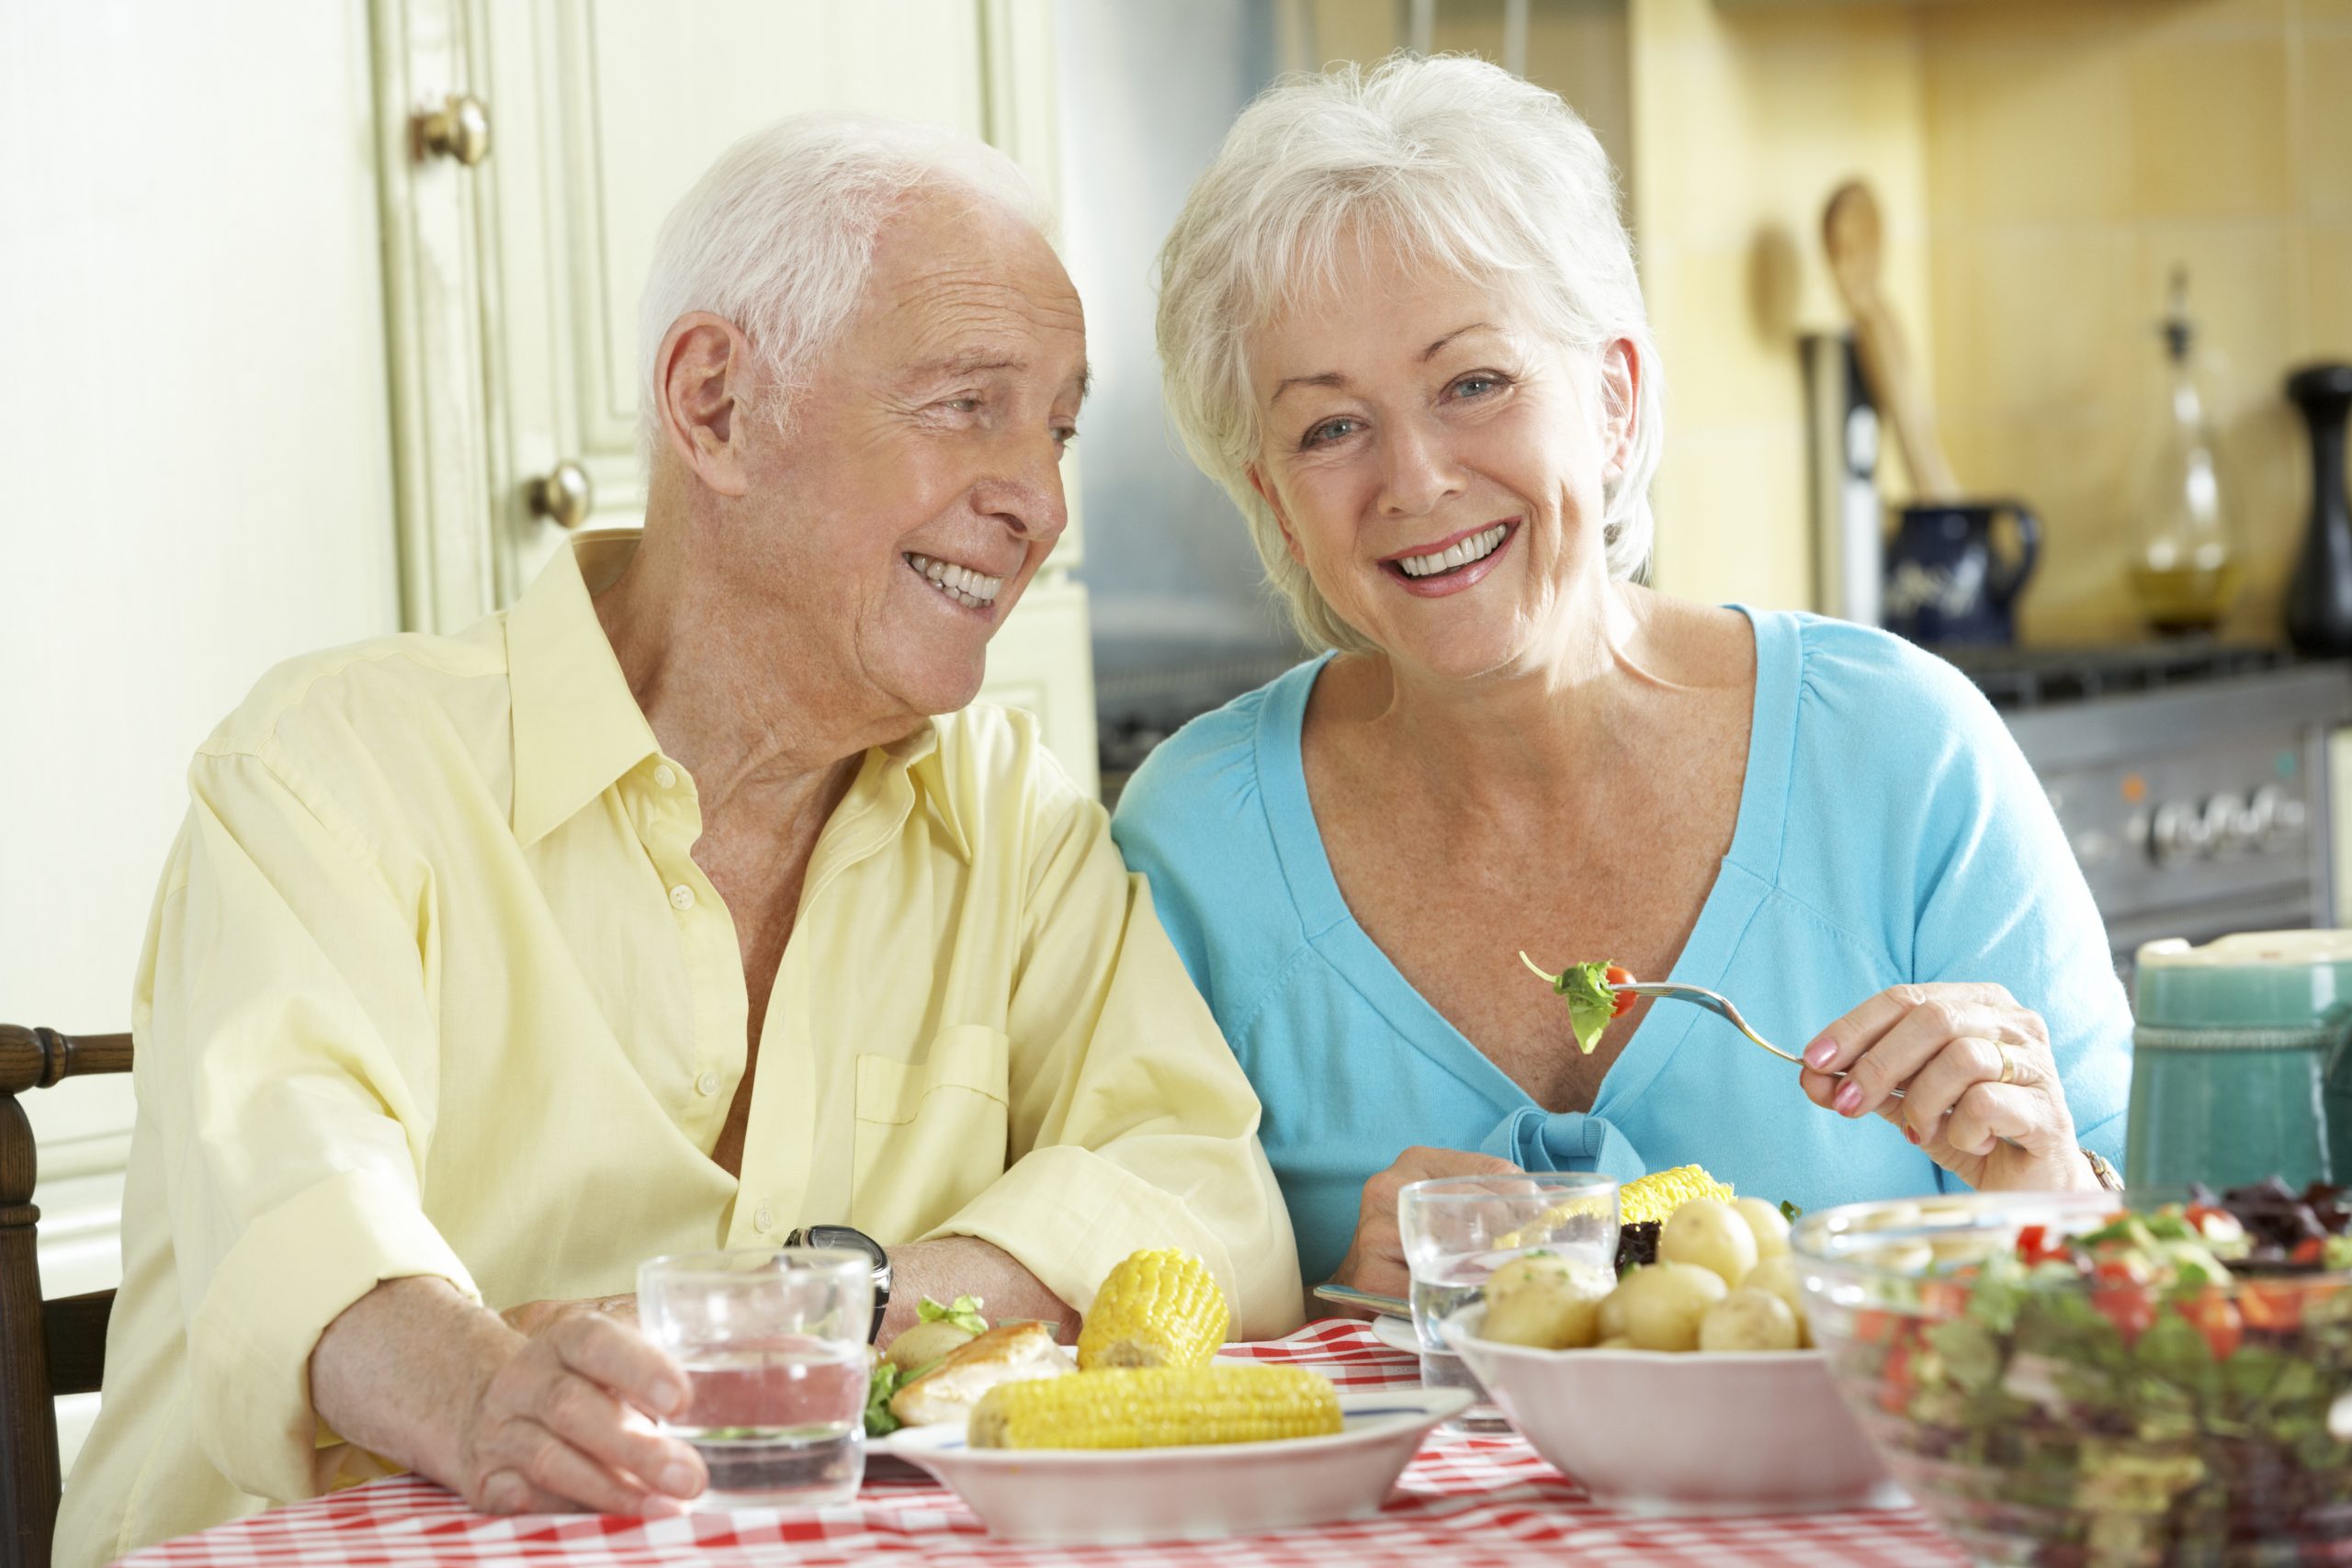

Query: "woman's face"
<box><xmin>1246</xmin><ymin>247</ymin><xmax>1634</xmax><ymax>682</ymax></box>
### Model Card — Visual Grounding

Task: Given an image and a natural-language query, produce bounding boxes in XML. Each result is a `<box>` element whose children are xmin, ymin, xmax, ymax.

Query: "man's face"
<box><xmin>736</xmin><ymin>195</ymin><xmax>1086</xmax><ymax>722</ymax></box>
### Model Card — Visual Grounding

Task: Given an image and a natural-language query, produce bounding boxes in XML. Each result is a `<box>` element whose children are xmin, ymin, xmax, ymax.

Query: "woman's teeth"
<box><xmin>1396</xmin><ymin>524</ymin><xmax>1510</xmax><ymax>579</ymax></box>
<box><xmin>907</xmin><ymin>552</ymin><xmax>1003</xmax><ymax>609</ymax></box>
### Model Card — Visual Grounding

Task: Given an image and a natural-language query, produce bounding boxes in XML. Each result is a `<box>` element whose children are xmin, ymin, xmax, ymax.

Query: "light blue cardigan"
<box><xmin>1111</xmin><ymin>610</ymin><xmax>2132</xmax><ymax>1286</ymax></box>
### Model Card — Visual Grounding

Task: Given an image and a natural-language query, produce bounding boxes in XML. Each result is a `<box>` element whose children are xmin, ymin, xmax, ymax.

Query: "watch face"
<box><xmin>799</xmin><ymin>1224</ymin><xmax>887</xmax><ymax>1270</ymax></box>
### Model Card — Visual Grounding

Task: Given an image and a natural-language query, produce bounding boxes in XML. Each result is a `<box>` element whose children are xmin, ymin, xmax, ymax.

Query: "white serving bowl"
<box><xmin>1443</xmin><ymin>1304</ymin><xmax>1902</xmax><ymax>1516</ymax></box>
<box><xmin>888</xmin><ymin>1386</ymin><xmax>1469</xmax><ymax>1543</ymax></box>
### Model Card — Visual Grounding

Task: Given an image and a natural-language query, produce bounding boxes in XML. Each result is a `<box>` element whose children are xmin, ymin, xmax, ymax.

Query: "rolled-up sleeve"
<box><xmin>144</xmin><ymin>749</ymin><xmax>476</xmax><ymax>1503</ymax></box>
<box><xmin>922</xmin><ymin>784</ymin><xmax>1305</xmax><ymax>1340</ymax></box>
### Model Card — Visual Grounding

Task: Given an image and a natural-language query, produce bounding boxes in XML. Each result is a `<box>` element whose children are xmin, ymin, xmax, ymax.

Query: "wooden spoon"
<box><xmin>1823</xmin><ymin>180</ymin><xmax>1961</xmax><ymax>502</ymax></box>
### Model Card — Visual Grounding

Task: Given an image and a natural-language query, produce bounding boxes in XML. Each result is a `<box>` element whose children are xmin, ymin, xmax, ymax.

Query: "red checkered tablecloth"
<box><xmin>117</xmin><ymin>1321</ymin><xmax>1967</xmax><ymax>1568</ymax></box>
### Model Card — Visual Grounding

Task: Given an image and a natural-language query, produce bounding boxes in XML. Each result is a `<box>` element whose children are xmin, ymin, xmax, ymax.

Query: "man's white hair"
<box><xmin>1156</xmin><ymin>54</ymin><xmax>1665</xmax><ymax>655</ymax></box>
<box><xmin>639</xmin><ymin>112</ymin><xmax>1048</xmax><ymax>457</ymax></box>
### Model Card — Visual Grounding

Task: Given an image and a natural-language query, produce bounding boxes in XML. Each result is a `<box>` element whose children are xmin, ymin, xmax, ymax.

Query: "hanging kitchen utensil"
<box><xmin>1822</xmin><ymin>179</ymin><xmax>1960</xmax><ymax>502</ymax></box>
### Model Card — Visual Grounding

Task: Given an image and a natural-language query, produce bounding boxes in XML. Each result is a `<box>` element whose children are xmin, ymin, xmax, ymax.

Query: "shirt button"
<box><xmin>669</xmin><ymin>883</ymin><xmax>695</xmax><ymax>910</ymax></box>
<box><xmin>754</xmin><ymin>1205</ymin><xmax>775</xmax><ymax>1233</ymax></box>
<box><xmin>695</xmin><ymin>1070</ymin><xmax>720</xmax><ymax>1097</ymax></box>
<box><xmin>653</xmin><ymin>763</ymin><xmax>677</xmax><ymax>789</ymax></box>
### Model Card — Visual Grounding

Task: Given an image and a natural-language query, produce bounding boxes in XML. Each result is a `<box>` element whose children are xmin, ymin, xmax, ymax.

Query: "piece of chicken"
<box><xmin>888</xmin><ymin>1320</ymin><xmax>1077</xmax><ymax>1427</ymax></box>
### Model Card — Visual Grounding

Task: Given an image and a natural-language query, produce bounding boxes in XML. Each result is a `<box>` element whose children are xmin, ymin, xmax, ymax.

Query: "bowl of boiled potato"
<box><xmin>1443</xmin><ymin>1194</ymin><xmax>1902</xmax><ymax>1515</ymax></box>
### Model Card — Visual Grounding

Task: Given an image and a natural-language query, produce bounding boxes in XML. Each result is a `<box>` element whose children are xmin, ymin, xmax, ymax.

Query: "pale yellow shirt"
<box><xmin>58</xmin><ymin>541</ymin><xmax>1301</xmax><ymax>1568</ymax></box>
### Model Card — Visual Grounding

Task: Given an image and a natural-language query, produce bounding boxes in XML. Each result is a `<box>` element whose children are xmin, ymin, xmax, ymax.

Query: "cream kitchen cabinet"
<box><xmin>388</xmin><ymin>0</ymin><xmax>1097</xmax><ymax>792</ymax></box>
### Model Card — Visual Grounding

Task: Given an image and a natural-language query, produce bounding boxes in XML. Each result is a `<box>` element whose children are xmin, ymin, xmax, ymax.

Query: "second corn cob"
<box><xmin>1077</xmin><ymin>1249</ymin><xmax>1228</xmax><ymax>1371</ymax></box>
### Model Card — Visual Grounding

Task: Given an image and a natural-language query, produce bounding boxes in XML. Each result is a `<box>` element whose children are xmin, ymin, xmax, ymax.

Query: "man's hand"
<box><xmin>880</xmin><ymin>1236</ymin><xmax>1079</xmax><ymax>1347</ymax></box>
<box><xmin>312</xmin><ymin>1276</ymin><xmax>704</xmax><ymax>1517</ymax></box>
<box><xmin>1326</xmin><ymin>1146</ymin><xmax>1521</xmax><ymax>1310</ymax></box>
<box><xmin>502</xmin><ymin>1294</ymin><xmax>637</xmax><ymax>1337</ymax></box>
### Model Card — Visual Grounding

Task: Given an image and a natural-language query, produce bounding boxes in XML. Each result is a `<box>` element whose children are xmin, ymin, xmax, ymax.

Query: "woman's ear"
<box><xmin>1247</xmin><ymin>463</ymin><xmax>1306</xmax><ymax>566</ymax></box>
<box><xmin>653</xmin><ymin>312</ymin><xmax>754</xmax><ymax>498</ymax></box>
<box><xmin>1599</xmin><ymin>337</ymin><xmax>1640</xmax><ymax>486</ymax></box>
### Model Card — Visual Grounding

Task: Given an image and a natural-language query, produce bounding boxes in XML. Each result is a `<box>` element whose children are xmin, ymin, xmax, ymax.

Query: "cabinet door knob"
<box><xmin>526</xmin><ymin>460</ymin><xmax>594</xmax><ymax>529</ymax></box>
<box><xmin>415</xmin><ymin>94</ymin><xmax>492</xmax><ymax>167</ymax></box>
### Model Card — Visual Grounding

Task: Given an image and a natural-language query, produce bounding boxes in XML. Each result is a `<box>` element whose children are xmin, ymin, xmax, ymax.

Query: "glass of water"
<box><xmin>636</xmin><ymin>1247</ymin><xmax>874</xmax><ymax>1510</ymax></box>
<box><xmin>1398</xmin><ymin>1172</ymin><xmax>1620</xmax><ymax>1431</ymax></box>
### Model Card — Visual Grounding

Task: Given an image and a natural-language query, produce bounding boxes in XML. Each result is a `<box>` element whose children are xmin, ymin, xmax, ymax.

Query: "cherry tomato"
<box><xmin>1878</xmin><ymin>1340</ymin><xmax>1916</xmax><ymax>1415</ymax></box>
<box><xmin>2180</xmin><ymin>1289</ymin><xmax>2244</xmax><ymax>1360</ymax></box>
<box><xmin>2090</xmin><ymin>1258</ymin><xmax>2156</xmax><ymax>1344</ymax></box>
<box><xmin>2015</xmin><ymin>1224</ymin><xmax>2065</xmax><ymax>1266</ymax></box>
<box><xmin>2240</xmin><ymin>1280</ymin><xmax>2304</xmax><ymax>1333</ymax></box>
<box><xmin>2292</xmin><ymin>1237</ymin><xmax>2327</xmax><ymax>1267</ymax></box>
<box><xmin>1603</xmin><ymin>964</ymin><xmax>1636</xmax><ymax>1018</ymax></box>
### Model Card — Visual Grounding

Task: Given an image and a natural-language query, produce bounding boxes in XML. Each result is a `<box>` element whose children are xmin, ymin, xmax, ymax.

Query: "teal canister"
<box><xmin>2126</xmin><ymin>931</ymin><xmax>2352</xmax><ymax>1191</ymax></box>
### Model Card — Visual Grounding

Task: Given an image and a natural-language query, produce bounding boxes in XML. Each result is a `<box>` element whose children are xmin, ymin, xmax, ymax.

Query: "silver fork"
<box><xmin>1611</xmin><ymin>980</ymin><xmax>1902</xmax><ymax>1101</ymax></box>
<box><xmin>1516</xmin><ymin>952</ymin><xmax>1912</xmax><ymax>1104</ymax></box>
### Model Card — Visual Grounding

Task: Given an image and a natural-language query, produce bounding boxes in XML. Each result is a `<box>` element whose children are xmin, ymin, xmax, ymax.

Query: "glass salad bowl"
<box><xmin>1792</xmin><ymin>1186</ymin><xmax>2352</xmax><ymax>1567</ymax></box>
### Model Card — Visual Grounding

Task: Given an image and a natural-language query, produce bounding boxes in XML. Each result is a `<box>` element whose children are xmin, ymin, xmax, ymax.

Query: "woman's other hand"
<box><xmin>1327</xmin><ymin>1145</ymin><xmax>1521</xmax><ymax>1308</ymax></box>
<box><xmin>1799</xmin><ymin>982</ymin><xmax>2100</xmax><ymax>1191</ymax></box>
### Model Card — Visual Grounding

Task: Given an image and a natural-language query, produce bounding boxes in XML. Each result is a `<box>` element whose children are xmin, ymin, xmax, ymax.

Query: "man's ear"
<box><xmin>653</xmin><ymin>312</ymin><xmax>754</xmax><ymax>498</ymax></box>
<box><xmin>1247</xmin><ymin>463</ymin><xmax>1306</xmax><ymax>567</ymax></box>
<box><xmin>1599</xmin><ymin>337</ymin><xmax>1640</xmax><ymax>485</ymax></box>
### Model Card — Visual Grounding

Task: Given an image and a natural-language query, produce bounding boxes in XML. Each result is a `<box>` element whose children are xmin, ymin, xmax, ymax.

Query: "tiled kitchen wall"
<box><xmin>1630</xmin><ymin>0</ymin><xmax>1934</xmax><ymax>611</ymax></box>
<box><xmin>1919</xmin><ymin>0</ymin><xmax>2352</xmax><ymax>644</ymax></box>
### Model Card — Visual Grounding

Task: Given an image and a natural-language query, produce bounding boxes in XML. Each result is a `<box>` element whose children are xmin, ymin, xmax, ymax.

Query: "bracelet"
<box><xmin>2081</xmin><ymin>1146</ymin><xmax>2124</xmax><ymax>1191</ymax></box>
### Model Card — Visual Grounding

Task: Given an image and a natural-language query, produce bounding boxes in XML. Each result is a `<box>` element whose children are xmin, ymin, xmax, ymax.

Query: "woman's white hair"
<box><xmin>639</xmin><ymin>112</ymin><xmax>1048</xmax><ymax>457</ymax></box>
<box><xmin>1156</xmin><ymin>54</ymin><xmax>1664</xmax><ymax>655</ymax></box>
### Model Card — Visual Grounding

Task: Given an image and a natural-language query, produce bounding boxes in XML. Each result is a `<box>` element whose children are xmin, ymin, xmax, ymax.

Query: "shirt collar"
<box><xmin>506</xmin><ymin>537</ymin><xmax>663</xmax><ymax>849</ymax></box>
<box><xmin>504</xmin><ymin>536</ymin><xmax>975</xmax><ymax>864</ymax></box>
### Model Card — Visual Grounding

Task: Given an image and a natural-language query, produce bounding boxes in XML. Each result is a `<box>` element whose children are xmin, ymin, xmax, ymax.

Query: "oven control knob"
<box><xmin>2205</xmin><ymin>793</ymin><xmax>2251</xmax><ymax>852</ymax></box>
<box><xmin>2246</xmin><ymin>784</ymin><xmax>2285</xmax><ymax>845</ymax></box>
<box><xmin>2150</xmin><ymin>800</ymin><xmax>2206</xmax><ymax>864</ymax></box>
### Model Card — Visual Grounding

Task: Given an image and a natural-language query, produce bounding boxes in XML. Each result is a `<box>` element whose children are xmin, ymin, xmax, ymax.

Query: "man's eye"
<box><xmin>944</xmin><ymin>397</ymin><xmax>982</xmax><ymax>413</ymax></box>
<box><xmin>1053</xmin><ymin>425</ymin><xmax>1079</xmax><ymax>452</ymax></box>
<box><xmin>1301</xmin><ymin>417</ymin><xmax>1361</xmax><ymax>449</ymax></box>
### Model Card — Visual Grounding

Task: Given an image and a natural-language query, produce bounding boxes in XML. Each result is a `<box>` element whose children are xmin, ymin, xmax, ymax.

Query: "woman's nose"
<box><xmin>1376</xmin><ymin>417</ymin><xmax>1464</xmax><ymax>518</ymax></box>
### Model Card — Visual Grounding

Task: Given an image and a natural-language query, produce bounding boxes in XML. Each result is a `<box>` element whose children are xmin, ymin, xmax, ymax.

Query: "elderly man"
<box><xmin>57</xmin><ymin>112</ymin><xmax>1301</xmax><ymax>1564</ymax></box>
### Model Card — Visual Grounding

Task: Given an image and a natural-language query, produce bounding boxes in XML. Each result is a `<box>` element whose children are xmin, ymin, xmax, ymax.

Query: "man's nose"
<box><xmin>1376</xmin><ymin>415</ymin><xmax>1464</xmax><ymax>518</ymax></box>
<box><xmin>972</xmin><ymin>431</ymin><xmax>1070</xmax><ymax>541</ymax></box>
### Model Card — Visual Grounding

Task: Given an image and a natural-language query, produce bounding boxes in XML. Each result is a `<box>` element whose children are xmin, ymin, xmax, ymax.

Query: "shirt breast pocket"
<box><xmin>849</xmin><ymin>1024</ymin><xmax>1012</xmax><ymax>1241</ymax></box>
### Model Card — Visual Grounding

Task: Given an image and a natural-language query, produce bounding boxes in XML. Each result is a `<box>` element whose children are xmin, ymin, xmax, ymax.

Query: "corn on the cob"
<box><xmin>1618</xmin><ymin>1164</ymin><xmax>1736</xmax><ymax>1227</ymax></box>
<box><xmin>968</xmin><ymin>1364</ymin><xmax>1340</xmax><ymax>1450</ymax></box>
<box><xmin>1077</xmin><ymin>1249</ymin><xmax>1227</xmax><ymax>1371</ymax></box>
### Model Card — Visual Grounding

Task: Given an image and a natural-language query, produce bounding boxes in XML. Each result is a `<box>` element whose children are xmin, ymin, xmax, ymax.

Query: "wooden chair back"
<box><xmin>1</xmin><ymin>1026</ymin><xmax>131</xmax><ymax>1568</ymax></box>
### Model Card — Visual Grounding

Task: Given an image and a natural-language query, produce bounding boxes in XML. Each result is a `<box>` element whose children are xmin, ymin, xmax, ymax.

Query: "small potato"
<box><xmin>1732</xmin><ymin>1197</ymin><xmax>1792</xmax><ymax>1263</ymax></box>
<box><xmin>1660</xmin><ymin>1198</ymin><xmax>1759</xmax><ymax>1289</ymax></box>
<box><xmin>1597</xmin><ymin>1280</ymin><xmax>1632</xmax><ymax>1341</ymax></box>
<box><xmin>1741</xmin><ymin>1255</ymin><xmax>1812</xmax><ymax>1348</ymax></box>
<box><xmin>1482</xmin><ymin>1254</ymin><xmax>1609</xmax><ymax>1349</ymax></box>
<box><xmin>1617</xmin><ymin>1261</ymin><xmax>1729</xmax><ymax>1352</ymax></box>
<box><xmin>1699</xmin><ymin>1288</ymin><xmax>1802</xmax><ymax>1352</ymax></box>
<box><xmin>884</xmin><ymin>1318</ymin><xmax>978</xmax><ymax>1372</ymax></box>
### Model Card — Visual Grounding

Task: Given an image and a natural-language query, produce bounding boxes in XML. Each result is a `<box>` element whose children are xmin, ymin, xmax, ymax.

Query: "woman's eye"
<box><xmin>1301</xmin><ymin>417</ymin><xmax>1362</xmax><ymax>449</ymax></box>
<box><xmin>1053</xmin><ymin>425</ymin><xmax>1079</xmax><ymax>452</ymax></box>
<box><xmin>1450</xmin><ymin>373</ymin><xmax>1507</xmax><ymax>400</ymax></box>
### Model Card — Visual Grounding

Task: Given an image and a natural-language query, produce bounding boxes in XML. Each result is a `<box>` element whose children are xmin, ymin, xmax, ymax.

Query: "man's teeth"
<box><xmin>908</xmin><ymin>553</ymin><xmax>1003</xmax><ymax>609</ymax></box>
<box><xmin>1396</xmin><ymin>524</ymin><xmax>1509</xmax><ymax>579</ymax></box>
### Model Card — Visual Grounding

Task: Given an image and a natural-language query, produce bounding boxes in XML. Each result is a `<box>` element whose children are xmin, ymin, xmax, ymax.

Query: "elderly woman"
<box><xmin>59</xmin><ymin>114</ymin><xmax>1297</xmax><ymax>1567</ymax></box>
<box><xmin>1112</xmin><ymin>55</ymin><xmax>2131</xmax><ymax>1301</ymax></box>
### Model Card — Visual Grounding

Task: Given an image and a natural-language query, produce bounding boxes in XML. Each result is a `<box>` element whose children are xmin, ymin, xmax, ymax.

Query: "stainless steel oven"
<box><xmin>1946</xmin><ymin>648</ymin><xmax>2352</xmax><ymax>987</ymax></box>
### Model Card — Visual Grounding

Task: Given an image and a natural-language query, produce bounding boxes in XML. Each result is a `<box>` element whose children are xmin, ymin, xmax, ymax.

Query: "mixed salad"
<box><xmin>1840</xmin><ymin>1182</ymin><xmax>2352</xmax><ymax>1562</ymax></box>
<box><xmin>1519</xmin><ymin>953</ymin><xmax>1634</xmax><ymax>1055</ymax></box>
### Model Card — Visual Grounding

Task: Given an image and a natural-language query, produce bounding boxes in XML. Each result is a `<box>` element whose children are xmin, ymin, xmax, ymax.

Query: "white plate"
<box><xmin>1370</xmin><ymin>1313</ymin><xmax>1439</xmax><ymax>1357</ymax></box>
<box><xmin>1442</xmin><ymin>1304</ymin><xmax>1902</xmax><ymax>1516</ymax></box>
<box><xmin>885</xmin><ymin>1386</ymin><xmax>1469</xmax><ymax>1543</ymax></box>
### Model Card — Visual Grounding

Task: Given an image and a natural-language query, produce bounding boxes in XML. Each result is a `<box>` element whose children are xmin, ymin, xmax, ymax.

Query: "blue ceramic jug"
<box><xmin>1882</xmin><ymin>499</ymin><xmax>2041</xmax><ymax>646</ymax></box>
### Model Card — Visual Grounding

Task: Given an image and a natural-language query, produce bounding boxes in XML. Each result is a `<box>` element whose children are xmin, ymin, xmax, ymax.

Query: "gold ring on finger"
<box><xmin>1996</xmin><ymin>1043</ymin><xmax>2018</xmax><ymax>1085</ymax></box>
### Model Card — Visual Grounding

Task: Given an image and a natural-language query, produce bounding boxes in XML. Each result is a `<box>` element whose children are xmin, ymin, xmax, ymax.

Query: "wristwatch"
<box><xmin>786</xmin><ymin>1224</ymin><xmax>892</xmax><ymax>1343</ymax></box>
<box><xmin>2082</xmin><ymin>1146</ymin><xmax>2124</xmax><ymax>1192</ymax></box>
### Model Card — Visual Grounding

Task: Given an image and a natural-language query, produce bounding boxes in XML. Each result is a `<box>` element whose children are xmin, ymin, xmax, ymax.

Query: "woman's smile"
<box><xmin>1379</xmin><ymin>519</ymin><xmax>1519</xmax><ymax>597</ymax></box>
